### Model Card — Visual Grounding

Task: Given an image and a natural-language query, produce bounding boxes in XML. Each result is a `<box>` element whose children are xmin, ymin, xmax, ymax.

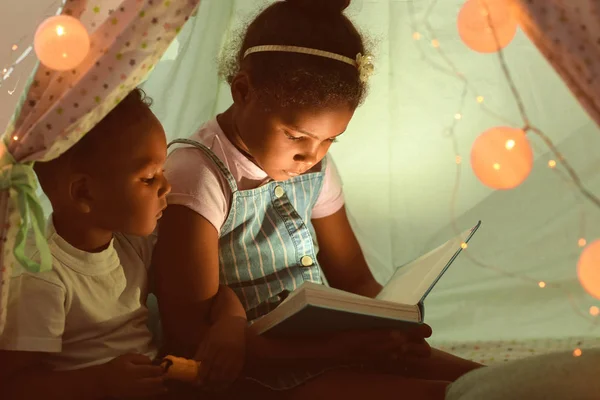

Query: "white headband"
<box><xmin>243</xmin><ymin>45</ymin><xmax>374</xmax><ymax>83</ymax></box>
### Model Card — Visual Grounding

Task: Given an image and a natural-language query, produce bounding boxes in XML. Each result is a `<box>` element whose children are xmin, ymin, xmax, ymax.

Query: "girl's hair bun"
<box><xmin>285</xmin><ymin>0</ymin><xmax>351</xmax><ymax>15</ymax></box>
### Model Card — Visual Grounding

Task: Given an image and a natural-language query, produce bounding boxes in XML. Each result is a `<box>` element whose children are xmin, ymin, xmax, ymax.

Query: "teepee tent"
<box><xmin>1</xmin><ymin>0</ymin><xmax>599</xmax><ymax>360</ymax></box>
<box><xmin>0</xmin><ymin>0</ymin><xmax>200</xmax><ymax>334</ymax></box>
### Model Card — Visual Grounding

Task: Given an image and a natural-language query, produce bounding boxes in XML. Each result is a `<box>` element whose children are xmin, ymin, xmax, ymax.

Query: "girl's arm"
<box><xmin>152</xmin><ymin>205</ymin><xmax>411</xmax><ymax>367</ymax></box>
<box><xmin>152</xmin><ymin>205</ymin><xmax>221</xmax><ymax>357</ymax></box>
<box><xmin>312</xmin><ymin>206</ymin><xmax>382</xmax><ymax>298</ymax></box>
<box><xmin>153</xmin><ymin>205</ymin><xmax>331</xmax><ymax>361</ymax></box>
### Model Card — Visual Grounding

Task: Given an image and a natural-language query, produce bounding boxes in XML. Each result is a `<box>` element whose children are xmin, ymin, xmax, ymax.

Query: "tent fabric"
<box><xmin>142</xmin><ymin>0</ymin><xmax>600</xmax><ymax>343</ymax></box>
<box><xmin>0</xmin><ymin>0</ymin><xmax>200</xmax><ymax>335</ymax></box>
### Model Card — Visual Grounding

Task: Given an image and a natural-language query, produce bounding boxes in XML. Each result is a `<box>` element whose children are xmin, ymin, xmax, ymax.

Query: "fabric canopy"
<box><xmin>0</xmin><ymin>0</ymin><xmax>200</xmax><ymax>334</ymax></box>
<box><xmin>512</xmin><ymin>0</ymin><xmax>600</xmax><ymax>127</ymax></box>
<box><xmin>141</xmin><ymin>0</ymin><xmax>600</xmax><ymax>342</ymax></box>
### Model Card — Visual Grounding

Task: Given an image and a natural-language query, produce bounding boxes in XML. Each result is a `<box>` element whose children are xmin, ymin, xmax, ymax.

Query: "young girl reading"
<box><xmin>153</xmin><ymin>0</ymin><xmax>481</xmax><ymax>398</ymax></box>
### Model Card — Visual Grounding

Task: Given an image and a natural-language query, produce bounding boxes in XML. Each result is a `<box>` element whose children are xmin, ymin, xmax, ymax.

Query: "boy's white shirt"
<box><xmin>0</xmin><ymin>217</ymin><xmax>158</xmax><ymax>371</ymax></box>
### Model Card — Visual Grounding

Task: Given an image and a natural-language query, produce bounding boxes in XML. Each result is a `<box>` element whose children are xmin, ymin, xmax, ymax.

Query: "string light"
<box><xmin>12</xmin><ymin>136</ymin><xmax>18</xmax><ymax>141</ymax></box>
<box><xmin>431</xmin><ymin>39</ymin><xmax>440</xmax><ymax>48</ymax></box>
<box><xmin>407</xmin><ymin>0</ymin><xmax>599</xmax><ymax>325</ymax></box>
<box><xmin>0</xmin><ymin>0</ymin><xmax>65</xmax><ymax>90</ymax></box>
<box><xmin>461</xmin><ymin>242</ymin><xmax>468</xmax><ymax>249</ymax></box>
<box><xmin>548</xmin><ymin>160</ymin><xmax>557</xmax><ymax>168</ymax></box>
<box><xmin>590</xmin><ymin>306</ymin><xmax>599</xmax><ymax>317</ymax></box>
<box><xmin>579</xmin><ymin>238</ymin><xmax>587</xmax><ymax>248</ymax></box>
<box><xmin>573</xmin><ymin>348</ymin><xmax>582</xmax><ymax>357</ymax></box>
<box><xmin>413</xmin><ymin>32</ymin><xmax>421</xmax><ymax>40</ymax></box>
<box><xmin>34</xmin><ymin>15</ymin><xmax>90</xmax><ymax>71</ymax></box>
<box><xmin>454</xmin><ymin>113</ymin><xmax>462</xmax><ymax>120</ymax></box>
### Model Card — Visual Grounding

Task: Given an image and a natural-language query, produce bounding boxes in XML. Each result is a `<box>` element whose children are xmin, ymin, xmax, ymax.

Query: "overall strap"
<box><xmin>168</xmin><ymin>138</ymin><xmax>238</xmax><ymax>193</ymax></box>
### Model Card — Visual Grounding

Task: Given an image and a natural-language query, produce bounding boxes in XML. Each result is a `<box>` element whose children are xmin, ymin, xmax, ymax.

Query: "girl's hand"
<box><xmin>246</xmin><ymin>323</ymin><xmax>433</xmax><ymax>366</ymax></box>
<box><xmin>194</xmin><ymin>316</ymin><xmax>247</xmax><ymax>390</ymax></box>
<box><xmin>328</xmin><ymin>324</ymin><xmax>433</xmax><ymax>362</ymax></box>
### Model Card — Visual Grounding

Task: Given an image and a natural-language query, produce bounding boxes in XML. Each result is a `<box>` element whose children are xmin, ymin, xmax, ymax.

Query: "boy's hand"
<box><xmin>194</xmin><ymin>315</ymin><xmax>247</xmax><ymax>389</ymax></box>
<box><xmin>100</xmin><ymin>353</ymin><xmax>167</xmax><ymax>398</ymax></box>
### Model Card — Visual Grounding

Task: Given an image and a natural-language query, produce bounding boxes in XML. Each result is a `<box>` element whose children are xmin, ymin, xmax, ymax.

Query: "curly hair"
<box><xmin>218</xmin><ymin>0</ymin><xmax>371</xmax><ymax>110</ymax></box>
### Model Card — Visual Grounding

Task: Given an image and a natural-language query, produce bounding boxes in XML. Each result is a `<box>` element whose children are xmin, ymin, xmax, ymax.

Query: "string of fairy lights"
<box><xmin>2</xmin><ymin>0</ymin><xmax>598</xmax><ymax>352</ymax></box>
<box><xmin>0</xmin><ymin>1</ymin><xmax>65</xmax><ymax>95</ymax></box>
<box><xmin>406</xmin><ymin>0</ymin><xmax>600</xmax><ymax>343</ymax></box>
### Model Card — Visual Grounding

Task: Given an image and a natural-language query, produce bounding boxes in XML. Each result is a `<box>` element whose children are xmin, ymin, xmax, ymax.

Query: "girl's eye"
<box><xmin>284</xmin><ymin>131</ymin><xmax>302</xmax><ymax>141</ymax></box>
<box><xmin>141</xmin><ymin>177</ymin><xmax>156</xmax><ymax>185</ymax></box>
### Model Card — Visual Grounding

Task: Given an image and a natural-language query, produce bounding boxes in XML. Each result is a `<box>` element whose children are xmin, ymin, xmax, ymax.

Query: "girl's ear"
<box><xmin>230</xmin><ymin>72</ymin><xmax>253</xmax><ymax>107</ymax></box>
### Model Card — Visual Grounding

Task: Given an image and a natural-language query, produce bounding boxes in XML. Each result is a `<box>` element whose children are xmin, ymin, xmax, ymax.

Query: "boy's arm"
<box><xmin>0</xmin><ymin>351</ymin><xmax>165</xmax><ymax>400</ymax></box>
<box><xmin>0</xmin><ymin>351</ymin><xmax>106</xmax><ymax>400</ymax></box>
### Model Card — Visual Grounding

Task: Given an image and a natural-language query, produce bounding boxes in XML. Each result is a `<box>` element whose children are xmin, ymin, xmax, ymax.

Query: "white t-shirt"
<box><xmin>165</xmin><ymin>119</ymin><xmax>345</xmax><ymax>231</ymax></box>
<box><xmin>0</xmin><ymin>219</ymin><xmax>157</xmax><ymax>371</ymax></box>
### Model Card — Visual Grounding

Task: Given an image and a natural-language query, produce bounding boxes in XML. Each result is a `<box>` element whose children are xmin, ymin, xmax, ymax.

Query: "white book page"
<box><xmin>376</xmin><ymin>227</ymin><xmax>472</xmax><ymax>305</ymax></box>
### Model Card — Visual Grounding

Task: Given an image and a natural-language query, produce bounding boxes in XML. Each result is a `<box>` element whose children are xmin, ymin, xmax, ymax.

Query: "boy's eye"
<box><xmin>141</xmin><ymin>177</ymin><xmax>156</xmax><ymax>185</ymax></box>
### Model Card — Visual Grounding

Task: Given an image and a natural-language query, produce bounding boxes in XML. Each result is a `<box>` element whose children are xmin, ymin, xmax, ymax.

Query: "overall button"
<box><xmin>301</xmin><ymin>256</ymin><xmax>314</xmax><ymax>267</ymax></box>
<box><xmin>274</xmin><ymin>186</ymin><xmax>285</xmax><ymax>198</ymax></box>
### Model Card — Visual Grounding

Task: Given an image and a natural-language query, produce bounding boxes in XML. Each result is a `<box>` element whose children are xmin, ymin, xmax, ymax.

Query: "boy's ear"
<box><xmin>230</xmin><ymin>72</ymin><xmax>253</xmax><ymax>106</ymax></box>
<box><xmin>69</xmin><ymin>174</ymin><xmax>93</xmax><ymax>214</ymax></box>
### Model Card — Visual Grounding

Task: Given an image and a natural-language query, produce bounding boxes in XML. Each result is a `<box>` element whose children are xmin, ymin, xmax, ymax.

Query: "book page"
<box><xmin>376</xmin><ymin>225</ymin><xmax>476</xmax><ymax>305</ymax></box>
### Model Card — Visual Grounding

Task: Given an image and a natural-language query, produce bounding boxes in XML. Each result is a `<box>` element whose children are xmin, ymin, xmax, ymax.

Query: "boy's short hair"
<box><xmin>35</xmin><ymin>88</ymin><xmax>154</xmax><ymax>196</ymax></box>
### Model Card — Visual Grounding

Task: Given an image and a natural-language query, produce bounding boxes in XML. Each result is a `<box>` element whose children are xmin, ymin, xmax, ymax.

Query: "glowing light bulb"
<box><xmin>476</xmin><ymin>95</ymin><xmax>484</xmax><ymax>103</ymax></box>
<box><xmin>461</xmin><ymin>242</ymin><xmax>468</xmax><ymax>249</ymax></box>
<box><xmin>471</xmin><ymin>126</ymin><xmax>533</xmax><ymax>190</ymax></box>
<box><xmin>431</xmin><ymin>39</ymin><xmax>440</xmax><ymax>48</ymax></box>
<box><xmin>11</xmin><ymin>44</ymin><xmax>18</xmax><ymax>51</ymax></box>
<box><xmin>457</xmin><ymin>0</ymin><xmax>518</xmax><ymax>53</ymax></box>
<box><xmin>548</xmin><ymin>160</ymin><xmax>557</xmax><ymax>168</ymax></box>
<box><xmin>538</xmin><ymin>281</ymin><xmax>546</xmax><ymax>288</ymax></box>
<box><xmin>455</xmin><ymin>155</ymin><xmax>462</xmax><ymax>164</ymax></box>
<box><xmin>455</xmin><ymin>113</ymin><xmax>462</xmax><ymax>120</ymax></box>
<box><xmin>579</xmin><ymin>238</ymin><xmax>587</xmax><ymax>248</ymax></box>
<box><xmin>573</xmin><ymin>348</ymin><xmax>582</xmax><ymax>357</ymax></box>
<box><xmin>413</xmin><ymin>32</ymin><xmax>422</xmax><ymax>40</ymax></box>
<box><xmin>590</xmin><ymin>306</ymin><xmax>599</xmax><ymax>317</ymax></box>
<box><xmin>577</xmin><ymin>239</ymin><xmax>600</xmax><ymax>300</ymax></box>
<box><xmin>34</xmin><ymin>15</ymin><xmax>90</xmax><ymax>71</ymax></box>
<box><xmin>12</xmin><ymin>135</ymin><xmax>18</xmax><ymax>141</ymax></box>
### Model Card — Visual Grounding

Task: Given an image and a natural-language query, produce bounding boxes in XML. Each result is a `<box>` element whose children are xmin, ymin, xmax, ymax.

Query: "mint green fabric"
<box><xmin>0</xmin><ymin>151</ymin><xmax>50</xmax><ymax>274</ymax></box>
<box><xmin>142</xmin><ymin>0</ymin><xmax>600</xmax><ymax>343</ymax></box>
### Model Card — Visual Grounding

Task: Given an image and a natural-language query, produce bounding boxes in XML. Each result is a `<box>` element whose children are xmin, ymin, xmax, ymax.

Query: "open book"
<box><xmin>250</xmin><ymin>221</ymin><xmax>482</xmax><ymax>336</ymax></box>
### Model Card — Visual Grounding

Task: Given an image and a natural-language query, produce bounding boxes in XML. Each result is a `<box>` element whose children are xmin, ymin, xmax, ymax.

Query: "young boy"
<box><xmin>0</xmin><ymin>88</ymin><xmax>172</xmax><ymax>399</ymax></box>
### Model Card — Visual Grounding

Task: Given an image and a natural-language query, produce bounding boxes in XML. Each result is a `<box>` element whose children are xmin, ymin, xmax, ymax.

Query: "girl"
<box><xmin>153</xmin><ymin>0</ymin><xmax>481</xmax><ymax>398</ymax></box>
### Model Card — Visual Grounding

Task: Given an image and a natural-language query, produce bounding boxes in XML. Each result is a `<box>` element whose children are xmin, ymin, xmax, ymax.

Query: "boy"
<box><xmin>0</xmin><ymin>88</ymin><xmax>171</xmax><ymax>399</ymax></box>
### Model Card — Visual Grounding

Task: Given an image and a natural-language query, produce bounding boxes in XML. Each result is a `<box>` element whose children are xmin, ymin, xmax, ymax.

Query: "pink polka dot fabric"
<box><xmin>512</xmin><ymin>0</ymin><xmax>600</xmax><ymax>126</ymax></box>
<box><xmin>0</xmin><ymin>0</ymin><xmax>200</xmax><ymax>335</ymax></box>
